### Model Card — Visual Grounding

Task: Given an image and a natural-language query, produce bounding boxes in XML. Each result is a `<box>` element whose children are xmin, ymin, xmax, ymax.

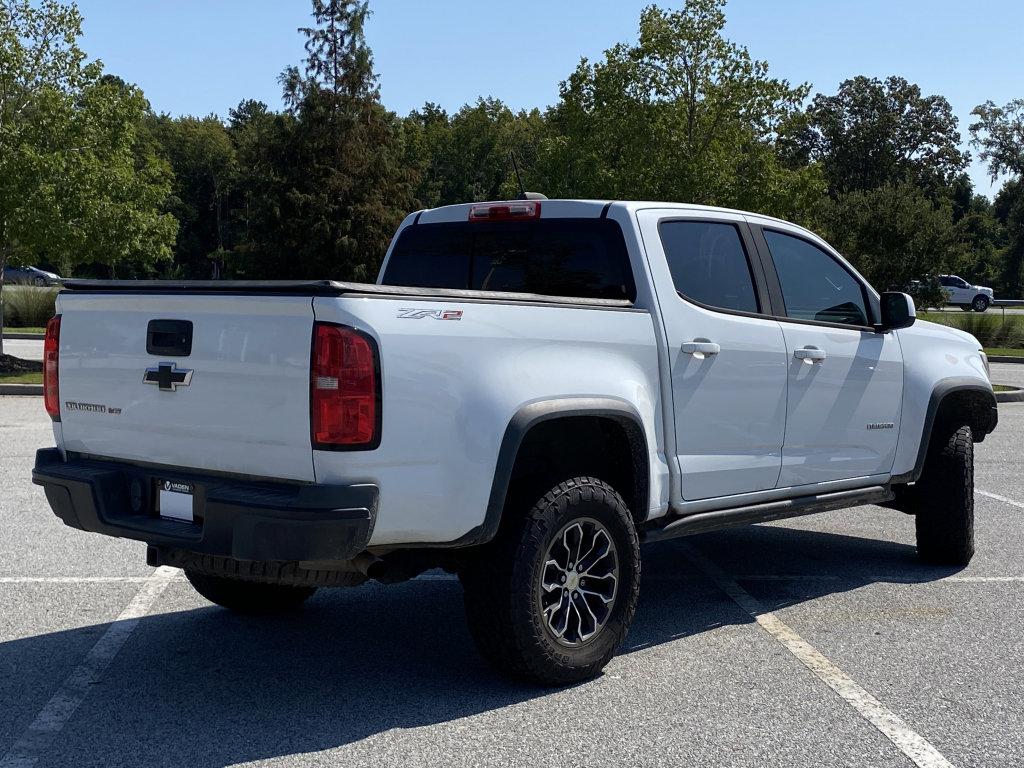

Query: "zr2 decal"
<box><xmin>396</xmin><ymin>308</ymin><xmax>463</xmax><ymax>320</ymax></box>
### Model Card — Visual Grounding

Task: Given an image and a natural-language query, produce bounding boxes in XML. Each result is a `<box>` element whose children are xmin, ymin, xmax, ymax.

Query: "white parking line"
<box><xmin>679</xmin><ymin>542</ymin><xmax>956</xmax><ymax>768</ymax></box>
<box><xmin>645</xmin><ymin>574</ymin><xmax>1024</xmax><ymax>583</ymax></box>
<box><xmin>977</xmin><ymin>489</ymin><xmax>1024</xmax><ymax>510</ymax></box>
<box><xmin>2</xmin><ymin>572</ymin><xmax>1021</xmax><ymax>584</ymax></box>
<box><xmin>0</xmin><ymin>576</ymin><xmax>173</xmax><ymax>583</ymax></box>
<box><xmin>0</xmin><ymin>566</ymin><xmax>178</xmax><ymax>768</ymax></box>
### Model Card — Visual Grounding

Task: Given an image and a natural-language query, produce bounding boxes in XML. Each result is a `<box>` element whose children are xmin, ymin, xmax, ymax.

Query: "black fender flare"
<box><xmin>891</xmin><ymin>377</ymin><xmax>997</xmax><ymax>484</ymax></box>
<box><xmin>468</xmin><ymin>397</ymin><xmax>650</xmax><ymax>546</ymax></box>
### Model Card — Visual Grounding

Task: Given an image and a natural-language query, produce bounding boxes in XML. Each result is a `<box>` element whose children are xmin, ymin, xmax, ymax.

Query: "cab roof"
<box><xmin>412</xmin><ymin>199</ymin><xmax>812</xmax><ymax>237</ymax></box>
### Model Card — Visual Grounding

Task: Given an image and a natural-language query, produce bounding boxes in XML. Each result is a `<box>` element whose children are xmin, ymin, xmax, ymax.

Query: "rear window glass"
<box><xmin>382</xmin><ymin>219</ymin><xmax>636</xmax><ymax>301</ymax></box>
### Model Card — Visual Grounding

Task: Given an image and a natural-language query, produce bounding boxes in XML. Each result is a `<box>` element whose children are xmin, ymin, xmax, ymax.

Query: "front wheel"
<box><xmin>915</xmin><ymin>425</ymin><xmax>974</xmax><ymax>566</ymax></box>
<box><xmin>460</xmin><ymin>476</ymin><xmax>641</xmax><ymax>685</ymax></box>
<box><xmin>185</xmin><ymin>570</ymin><xmax>316</xmax><ymax>613</ymax></box>
<box><xmin>972</xmin><ymin>295</ymin><xmax>990</xmax><ymax>312</ymax></box>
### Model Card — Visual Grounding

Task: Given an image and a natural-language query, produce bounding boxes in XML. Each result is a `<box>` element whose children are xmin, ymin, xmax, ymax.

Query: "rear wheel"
<box><xmin>959</xmin><ymin>305</ymin><xmax>973</xmax><ymax>312</ymax></box>
<box><xmin>915</xmin><ymin>425</ymin><xmax>974</xmax><ymax>566</ymax></box>
<box><xmin>972</xmin><ymin>295</ymin><xmax>990</xmax><ymax>312</ymax></box>
<box><xmin>460</xmin><ymin>476</ymin><xmax>640</xmax><ymax>685</ymax></box>
<box><xmin>184</xmin><ymin>570</ymin><xmax>316</xmax><ymax>613</ymax></box>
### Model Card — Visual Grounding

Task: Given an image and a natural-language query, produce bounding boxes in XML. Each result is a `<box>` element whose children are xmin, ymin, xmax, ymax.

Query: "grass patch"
<box><xmin>0</xmin><ymin>371</ymin><xmax>42</xmax><ymax>385</ymax></box>
<box><xmin>984</xmin><ymin>347</ymin><xmax>1024</xmax><ymax>357</ymax></box>
<box><xmin>3</xmin><ymin>326</ymin><xmax>45</xmax><ymax>335</ymax></box>
<box><xmin>993</xmin><ymin>384</ymin><xmax>1019</xmax><ymax>392</ymax></box>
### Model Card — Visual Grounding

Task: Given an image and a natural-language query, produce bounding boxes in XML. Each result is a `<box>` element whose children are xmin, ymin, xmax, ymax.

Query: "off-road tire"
<box><xmin>185</xmin><ymin>569</ymin><xmax>316</xmax><ymax>613</ymax></box>
<box><xmin>915</xmin><ymin>424</ymin><xmax>974</xmax><ymax>566</ymax></box>
<box><xmin>460</xmin><ymin>476</ymin><xmax>641</xmax><ymax>685</ymax></box>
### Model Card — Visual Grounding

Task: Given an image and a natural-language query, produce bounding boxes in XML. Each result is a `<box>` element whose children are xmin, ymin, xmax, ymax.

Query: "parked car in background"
<box><xmin>939</xmin><ymin>275</ymin><xmax>993</xmax><ymax>312</ymax></box>
<box><xmin>2</xmin><ymin>265</ymin><xmax>62</xmax><ymax>286</ymax></box>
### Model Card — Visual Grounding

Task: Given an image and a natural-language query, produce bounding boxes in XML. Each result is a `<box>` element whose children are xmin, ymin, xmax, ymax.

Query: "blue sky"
<box><xmin>76</xmin><ymin>0</ymin><xmax>1022</xmax><ymax>197</ymax></box>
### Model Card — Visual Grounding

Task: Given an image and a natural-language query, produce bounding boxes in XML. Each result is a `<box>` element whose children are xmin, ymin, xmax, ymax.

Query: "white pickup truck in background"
<box><xmin>33</xmin><ymin>199</ymin><xmax>997</xmax><ymax>684</ymax></box>
<box><xmin>938</xmin><ymin>274</ymin><xmax>995</xmax><ymax>312</ymax></box>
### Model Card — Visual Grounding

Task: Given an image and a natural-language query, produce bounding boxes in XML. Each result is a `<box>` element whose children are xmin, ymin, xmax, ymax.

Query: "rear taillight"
<box><xmin>43</xmin><ymin>315</ymin><xmax>61</xmax><ymax>421</ymax></box>
<box><xmin>469</xmin><ymin>200</ymin><xmax>541</xmax><ymax>222</ymax></box>
<box><xmin>310</xmin><ymin>323</ymin><xmax>380</xmax><ymax>449</ymax></box>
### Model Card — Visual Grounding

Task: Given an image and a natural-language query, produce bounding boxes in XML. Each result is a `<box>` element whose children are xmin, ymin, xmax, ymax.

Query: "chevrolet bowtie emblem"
<box><xmin>143</xmin><ymin>362</ymin><xmax>193</xmax><ymax>392</ymax></box>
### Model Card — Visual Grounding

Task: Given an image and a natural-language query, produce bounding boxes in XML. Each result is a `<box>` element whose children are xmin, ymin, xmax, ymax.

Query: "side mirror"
<box><xmin>879</xmin><ymin>292</ymin><xmax>916</xmax><ymax>331</ymax></box>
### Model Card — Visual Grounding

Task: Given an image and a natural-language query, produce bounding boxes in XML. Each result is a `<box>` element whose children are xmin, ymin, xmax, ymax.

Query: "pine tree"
<box><xmin>231</xmin><ymin>0</ymin><xmax>416</xmax><ymax>281</ymax></box>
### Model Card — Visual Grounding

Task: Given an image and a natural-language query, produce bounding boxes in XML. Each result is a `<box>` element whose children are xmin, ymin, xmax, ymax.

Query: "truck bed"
<box><xmin>51</xmin><ymin>278</ymin><xmax>661</xmax><ymax>544</ymax></box>
<box><xmin>60</xmin><ymin>279</ymin><xmax>635</xmax><ymax>308</ymax></box>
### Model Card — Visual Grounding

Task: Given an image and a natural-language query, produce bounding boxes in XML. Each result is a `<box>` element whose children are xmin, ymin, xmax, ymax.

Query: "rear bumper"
<box><xmin>32</xmin><ymin>449</ymin><xmax>377</xmax><ymax>562</ymax></box>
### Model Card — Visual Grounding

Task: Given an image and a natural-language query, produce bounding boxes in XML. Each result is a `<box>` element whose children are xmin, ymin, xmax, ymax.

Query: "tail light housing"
<box><xmin>310</xmin><ymin>322</ymin><xmax>381</xmax><ymax>449</ymax></box>
<box><xmin>43</xmin><ymin>315</ymin><xmax>61</xmax><ymax>420</ymax></box>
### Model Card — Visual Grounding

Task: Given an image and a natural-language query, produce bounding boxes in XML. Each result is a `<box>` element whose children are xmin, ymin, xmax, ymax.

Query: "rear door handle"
<box><xmin>681</xmin><ymin>339</ymin><xmax>720</xmax><ymax>357</ymax></box>
<box><xmin>794</xmin><ymin>346</ymin><xmax>827</xmax><ymax>362</ymax></box>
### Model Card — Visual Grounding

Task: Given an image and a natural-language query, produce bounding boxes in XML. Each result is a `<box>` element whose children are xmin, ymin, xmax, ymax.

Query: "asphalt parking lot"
<box><xmin>2</xmin><ymin>389</ymin><xmax>1023</xmax><ymax>768</ymax></box>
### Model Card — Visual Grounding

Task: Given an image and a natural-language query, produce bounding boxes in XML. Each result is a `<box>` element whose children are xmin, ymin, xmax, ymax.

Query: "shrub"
<box><xmin>923</xmin><ymin>311</ymin><xmax>1024</xmax><ymax>349</ymax></box>
<box><xmin>905</xmin><ymin>276</ymin><xmax>948</xmax><ymax>312</ymax></box>
<box><xmin>2</xmin><ymin>286</ymin><xmax>58</xmax><ymax>328</ymax></box>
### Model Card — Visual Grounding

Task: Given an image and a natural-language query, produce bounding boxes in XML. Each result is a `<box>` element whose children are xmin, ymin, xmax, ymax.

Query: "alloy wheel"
<box><xmin>538</xmin><ymin>517</ymin><xmax>619</xmax><ymax>646</ymax></box>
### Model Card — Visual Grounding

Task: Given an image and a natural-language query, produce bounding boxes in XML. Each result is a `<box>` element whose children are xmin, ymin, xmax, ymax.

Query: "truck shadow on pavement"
<box><xmin>2</xmin><ymin>524</ymin><xmax>961</xmax><ymax>767</ymax></box>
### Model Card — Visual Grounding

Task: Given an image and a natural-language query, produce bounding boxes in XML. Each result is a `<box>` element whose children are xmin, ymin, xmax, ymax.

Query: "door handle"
<box><xmin>681</xmin><ymin>339</ymin><xmax>721</xmax><ymax>357</ymax></box>
<box><xmin>794</xmin><ymin>346</ymin><xmax>827</xmax><ymax>363</ymax></box>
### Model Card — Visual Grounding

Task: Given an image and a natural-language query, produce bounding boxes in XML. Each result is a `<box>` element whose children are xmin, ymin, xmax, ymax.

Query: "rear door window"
<box><xmin>658</xmin><ymin>220</ymin><xmax>760</xmax><ymax>313</ymax></box>
<box><xmin>383</xmin><ymin>219</ymin><xmax>635</xmax><ymax>301</ymax></box>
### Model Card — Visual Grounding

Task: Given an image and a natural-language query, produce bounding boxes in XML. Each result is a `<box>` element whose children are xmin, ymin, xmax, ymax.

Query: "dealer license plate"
<box><xmin>157</xmin><ymin>479</ymin><xmax>194</xmax><ymax>523</ymax></box>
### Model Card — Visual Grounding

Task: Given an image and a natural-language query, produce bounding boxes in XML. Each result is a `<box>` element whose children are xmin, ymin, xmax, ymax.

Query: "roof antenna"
<box><xmin>510</xmin><ymin>151</ymin><xmax>529</xmax><ymax>200</ymax></box>
<box><xmin>508</xmin><ymin>153</ymin><xmax>547</xmax><ymax>200</ymax></box>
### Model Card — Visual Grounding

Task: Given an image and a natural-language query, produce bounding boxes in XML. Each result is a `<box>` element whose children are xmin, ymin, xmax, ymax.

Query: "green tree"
<box><xmin>990</xmin><ymin>179</ymin><xmax>1024</xmax><ymax>295</ymax></box>
<box><xmin>229</xmin><ymin>0</ymin><xmax>416</xmax><ymax>281</ymax></box>
<box><xmin>971</xmin><ymin>99</ymin><xmax>1024</xmax><ymax>180</ymax></box>
<box><xmin>972</xmin><ymin>100</ymin><xmax>1024</xmax><ymax>295</ymax></box>
<box><xmin>795</xmin><ymin>75</ymin><xmax>968</xmax><ymax>197</ymax></box>
<box><xmin>0</xmin><ymin>0</ymin><xmax>175</xmax><ymax>352</ymax></box>
<box><xmin>404</xmin><ymin>98</ymin><xmax>548</xmax><ymax>207</ymax></box>
<box><xmin>533</xmin><ymin>0</ymin><xmax>823</xmax><ymax>221</ymax></box>
<box><xmin>821</xmin><ymin>183</ymin><xmax>962</xmax><ymax>294</ymax></box>
<box><xmin>223</xmin><ymin>99</ymin><xmax>286</xmax><ymax>268</ymax></box>
<box><xmin>149</xmin><ymin>114</ymin><xmax>238</xmax><ymax>278</ymax></box>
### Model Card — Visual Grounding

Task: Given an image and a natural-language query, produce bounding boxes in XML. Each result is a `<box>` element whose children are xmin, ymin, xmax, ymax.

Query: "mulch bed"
<box><xmin>0</xmin><ymin>354</ymin><xmax>43</xmax><ymax>374</ymax></box>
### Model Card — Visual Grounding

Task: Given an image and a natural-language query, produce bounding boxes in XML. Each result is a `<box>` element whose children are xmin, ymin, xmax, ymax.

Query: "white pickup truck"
<box><xmin>33</xmin><ymin>199</ymin><xmax>997</xmax><ymax>684</ymax></box>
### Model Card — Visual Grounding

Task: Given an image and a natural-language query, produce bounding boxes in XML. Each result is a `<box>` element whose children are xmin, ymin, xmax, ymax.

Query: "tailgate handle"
<box><xmin>147</xmin><ymin>319</ymin><xmax>193</xmax><ymax>356</ymax></box>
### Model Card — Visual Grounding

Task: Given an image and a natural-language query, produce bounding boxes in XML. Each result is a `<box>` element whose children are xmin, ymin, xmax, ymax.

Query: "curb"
<box><xmin>2</xmin><ymin>332</ymin><xmax>44</xmax><ymax>340</ymax></box>
<box><xmin>988</xmin><ymin>355</ymin><xmax>1024</xmax><ymax>364</ymax></box>
<box><xmin>0</xmin><ymin>383</ymin><xmax>42</xmax><ymax>396</ymax></box>
<box><xmin>995</xmin><ymin>386</ymin><xmax>1024</xmax><ymax>403</ymax></box>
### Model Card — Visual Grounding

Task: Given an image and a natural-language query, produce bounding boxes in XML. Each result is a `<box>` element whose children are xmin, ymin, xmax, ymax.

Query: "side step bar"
<box><xmin>641</xmin><ymin>485</ymin><xmax>894</xmax><ymax>544</ymax></box>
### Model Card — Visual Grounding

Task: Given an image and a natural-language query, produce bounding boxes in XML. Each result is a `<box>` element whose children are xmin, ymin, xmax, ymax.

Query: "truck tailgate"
<box><xmin>55</xmin><ymin>292</ymin><xmax>316</xmax><ymax>482</ymax></box>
